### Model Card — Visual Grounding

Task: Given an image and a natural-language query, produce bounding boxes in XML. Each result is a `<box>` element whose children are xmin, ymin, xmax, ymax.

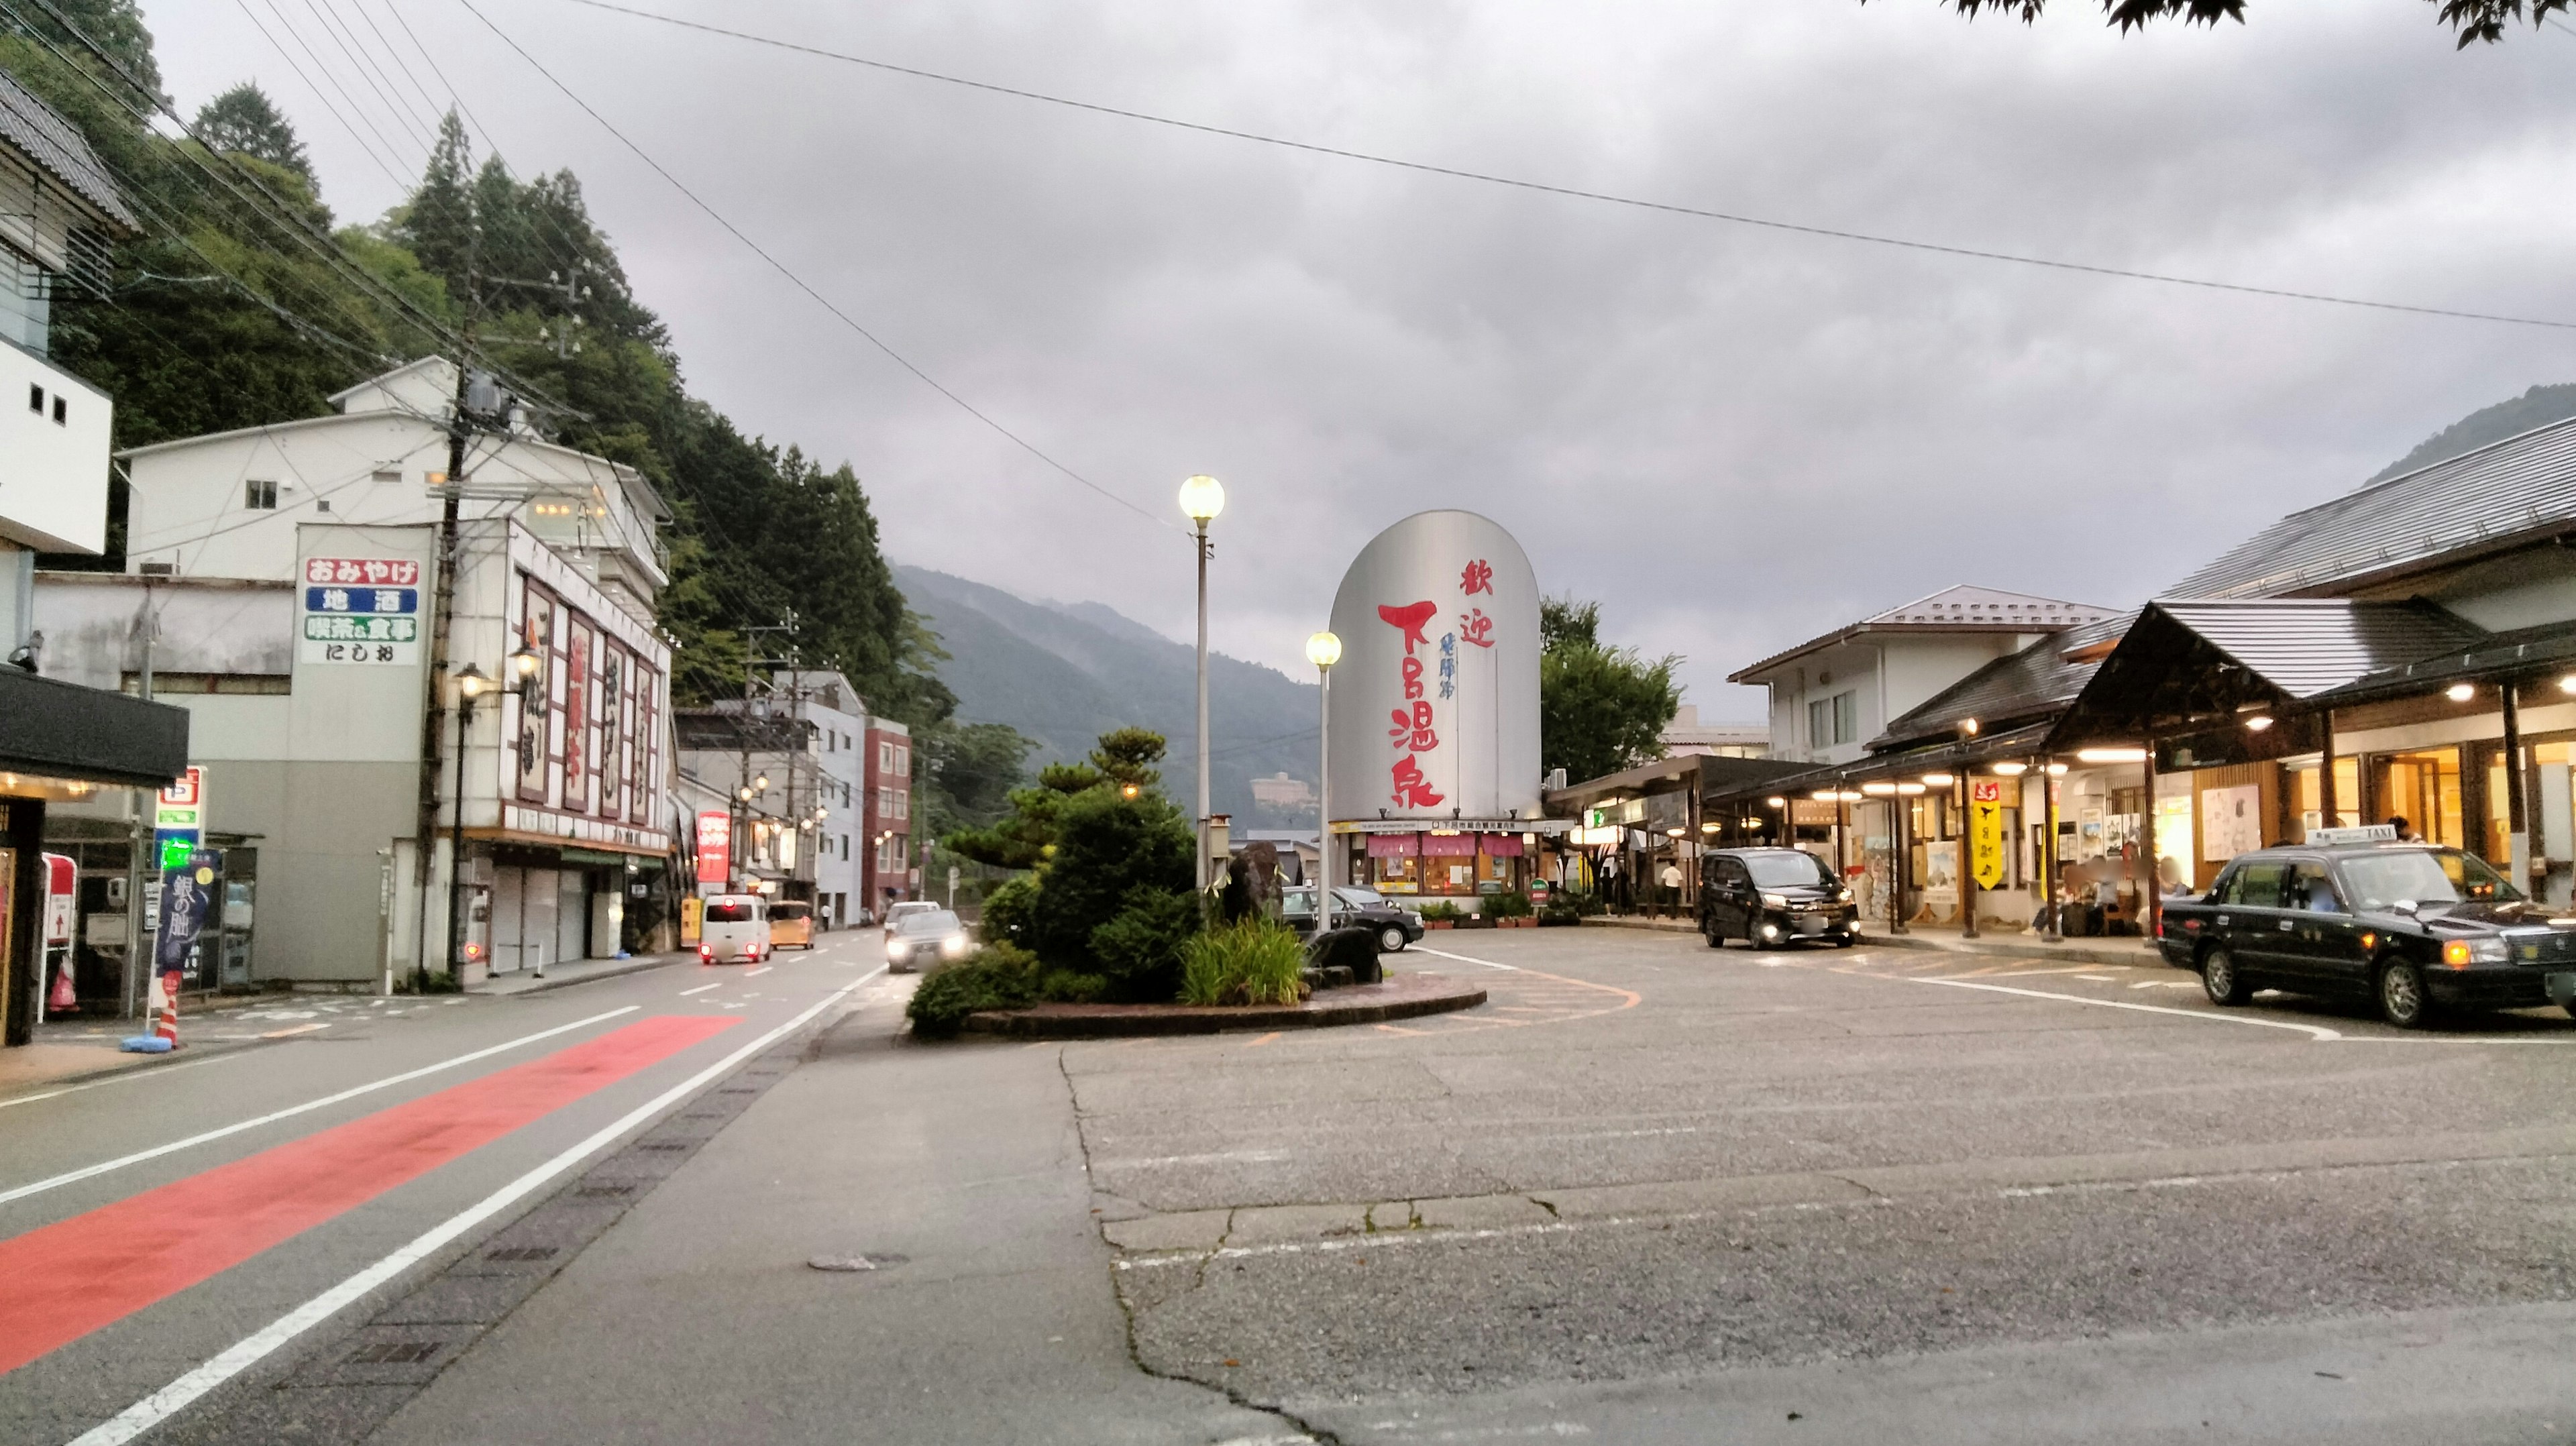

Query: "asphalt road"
<box><xmin>7</xmin><ymin>926</ymin><xmax>2575</xmax><ymax>1444</ymax></box>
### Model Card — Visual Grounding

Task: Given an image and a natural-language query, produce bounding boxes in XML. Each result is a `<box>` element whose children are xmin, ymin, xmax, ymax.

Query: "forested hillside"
<box><xmin>5</xmin><ymin>0</ymin><xmax>1021</xmax><ymax>830</ymax></box>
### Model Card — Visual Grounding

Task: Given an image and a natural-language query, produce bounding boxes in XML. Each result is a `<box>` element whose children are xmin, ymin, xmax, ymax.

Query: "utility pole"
<box><xmin>121</xmin><ymin>584</ymin><xmax>156</xmax><ymax>1019</ymax></box>
<box><xmin>410</xmin><ymin>351</ymin><xmax>472</xmax><ymax>992</ymax></box>
<box><xmin>488</xmin><ymin>265</ymin><xmax>589</xmax><ymax>359</ymax></box>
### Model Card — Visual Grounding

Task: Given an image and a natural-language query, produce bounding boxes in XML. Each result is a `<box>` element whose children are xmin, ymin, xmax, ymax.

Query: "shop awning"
<box><xmin>1365</xmin><ymin>834</ymin><xmax>1418</xmax><ymax>858</ymax></box>
<box><xmin>1421</xmin><ymin>832</ymin><xmax>1478</xmax><ymax>857</ymax></box>
<box><xmin>0</xmin><ymin>668</ymin><xmax>189</xmax><ymax>791</ymax></box>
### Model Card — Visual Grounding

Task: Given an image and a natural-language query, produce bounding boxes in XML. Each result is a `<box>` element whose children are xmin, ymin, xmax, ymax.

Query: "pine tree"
<box><xmin>395</xmin><ymin>111</ymin><xmax>476</xmax><ymax>292</ymax></box>
<box><xmin>194</xmin><ymin>82</ymin><xmax>311</xmax><ymax>188</ymax></box>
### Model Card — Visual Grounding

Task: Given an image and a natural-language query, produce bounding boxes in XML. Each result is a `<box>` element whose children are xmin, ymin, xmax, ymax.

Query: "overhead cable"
<box><xmin>453</xmin><ymin>0</ymin><xmax>1185</xmax><ymax>533</ymax></box>
<box><xmin>559</xmin><ymin>0</ymin><xmax>2576</xmax><ymax>335</ymax></box>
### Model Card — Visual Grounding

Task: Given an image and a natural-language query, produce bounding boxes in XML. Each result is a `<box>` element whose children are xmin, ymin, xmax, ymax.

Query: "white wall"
<box><xmin>0</xmin><ymin>343</ymin><xmax>111</xmax><ymax>553</ymax></box>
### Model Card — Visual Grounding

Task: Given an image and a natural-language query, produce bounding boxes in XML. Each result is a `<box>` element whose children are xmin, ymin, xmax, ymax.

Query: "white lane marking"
<box><xmin>676</xmin><ymin>983</ymin><xmax>722</xmax><ymax>997</ymax></box>
<box><xmin>0</xmin><ymin>1051</ymin><xmax>249</xmax><ymax>1111</ymax></box>
<box><xmin>1411</xmin><ymin>946</ymin><xmax>1520</xmax><ymax>972</ymax></box>
<box><xmin>744</xmin><ymin>965</ymin><xmax>773</xmax><ymax>977</ymax></box>
<box><xmin>1905</xmin><ymin>976</ymin><xmax>2344</xmax><ymax>1040</ymax></box>
<box><xmin>0</xmin><ymin>1007</ymin><xmax>641</xmax><ymax>1209</ymax></box>
<box><xmin>1093</xmin><ymin>1148</ymin><xmax>1289</xmax><ymax>1170</ymax></box>
<box><xmin>2133</xmin><ymin>980</ymin><xmax>2200</xmax><ymax>989</ymax></box>
<box><xmin>70</xmin><ymin>966</ymin><xmax>888</xmax><ymax>1446</ymax></box>
<box><xmin>2074</xmin><ymin>974</ymin><xmax>2116</xmax><ymax>982</ymax></box>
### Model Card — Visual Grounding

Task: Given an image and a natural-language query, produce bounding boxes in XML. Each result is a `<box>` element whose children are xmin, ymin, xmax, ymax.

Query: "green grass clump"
<box><xmin>1178</xmin><ymin>919</ymin><xmax>1307</xmax><ymax>1007</ymax></box>
<box><xmin>1416</xmin><ymin>899</ymin><xmax>1465</xmax><ymax>922</ymax></box>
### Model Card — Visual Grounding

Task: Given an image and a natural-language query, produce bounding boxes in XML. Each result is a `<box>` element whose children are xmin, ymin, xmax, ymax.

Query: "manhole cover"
<box><xmin>807</xmin><ymin>1252</ymin><xmax>907</xmax><ymax>1273</ymax></box>
<box><xmin>347</xmin><ymin>1341</ymin><xmax>442</xmax><ymax>1364</ymax></box>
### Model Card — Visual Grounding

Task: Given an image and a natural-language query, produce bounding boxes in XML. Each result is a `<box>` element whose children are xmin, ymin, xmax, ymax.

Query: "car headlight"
<box><xmin>1835</xmin><ymin>887</ymin><xmax>1853</xmax><ymax>903</ymax></box>
<box><xmin>887</xmin><ymin>939</ymin><xmax>910</xmax><ymax>956</ymax></box>
<box><xmin>1760</xmin><ymin>892</ymin><xmax>1789</xmax><ymax>909</ymax></box>
<box><xmin>2441</xmin><ymin>938</ymin><xmax>2509</xmax><ymax>968</ymax></box>
<box><xmin>942</xmin><ymin>935</ymin><xmax>969</xmax><ymax>956</ymax></box>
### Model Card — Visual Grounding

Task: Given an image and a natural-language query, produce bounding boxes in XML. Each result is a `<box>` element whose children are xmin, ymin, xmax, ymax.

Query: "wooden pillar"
<box><xmin>1889</xmin><ymin>789</ymin><xmax>1909</xmax><ymax>936</ymax></box>
<box><xmin>2317</xmin><ymin>709</ymin><xmax>2337</xmax><ymax>835</ymax></box>
<box><xmin>1958</xmin><ymin>772</ymin><xmax>1979</xmax><ymax>940</ymax></box>
<box><xmin>2504</xmin><ymin>681</ymin><xmax>2529</xmax><ymax>883</ymax></box>
<box><xmin>2041</xmin><ymin>758</ymin><xmax>2060</xmax><ymax>944</ymax></box>
<box><xmin>2142</xmin><ymin>736</ymin><xmax>2161</xmax><ymax>944</ymax></box>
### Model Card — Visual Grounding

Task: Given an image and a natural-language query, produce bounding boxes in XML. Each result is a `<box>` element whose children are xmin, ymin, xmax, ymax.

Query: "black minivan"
<box><xmin>1699</xmin><ymin>848</ymin><xmax>1859</xmax><ymax>949</ymax></box>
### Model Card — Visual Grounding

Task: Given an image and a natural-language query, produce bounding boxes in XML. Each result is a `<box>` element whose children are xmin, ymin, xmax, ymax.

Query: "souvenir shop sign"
<box><xmin>298</xmin><ymin>557</ymin><xmax>423</xmax><ymax>665</ymax></box>
<box><xmin>1968</xmin><ymin>778</ymin><xmax>2006</xmax><ymax>891</ymax></box>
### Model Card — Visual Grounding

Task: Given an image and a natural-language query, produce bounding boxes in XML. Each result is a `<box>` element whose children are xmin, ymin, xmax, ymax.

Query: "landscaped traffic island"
<box><xmin>956</xmin><ymin>970</ymin><xmax>1487</xmax><ymax>1039</ymax></box>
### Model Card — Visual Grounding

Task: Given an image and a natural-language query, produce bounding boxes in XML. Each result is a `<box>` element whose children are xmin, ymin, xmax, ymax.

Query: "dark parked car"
<box><xmin>1281</xmin><ymin>885</ymin><xmax>1424</xmax><ymax>953</ymax></box>
<box><xmin>1699</xmin><ymin>848</ymin><xmax>1858</xmax><ymax>949</ymax></box>
<box><xmin>2156</xmin><ymin>841</ymin><xmax>2576</xmax><ymax>1029</ymax></box>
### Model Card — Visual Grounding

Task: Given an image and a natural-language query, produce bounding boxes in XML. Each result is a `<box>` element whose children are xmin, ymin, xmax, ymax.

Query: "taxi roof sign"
<box><xmin>2307</xmin><ymin>824</ymin><xmax>2399</xmax><ymax>846</ymax></box>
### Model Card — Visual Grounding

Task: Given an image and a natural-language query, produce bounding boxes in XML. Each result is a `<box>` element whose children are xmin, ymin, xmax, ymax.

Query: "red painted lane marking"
<box><xmin>0</xmin><ymin>1014</ymin><xmax>736</xmax><ymax>1376</ymax></box>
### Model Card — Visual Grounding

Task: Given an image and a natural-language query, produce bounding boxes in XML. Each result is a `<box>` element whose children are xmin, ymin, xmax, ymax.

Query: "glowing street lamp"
<box><xmin>1307</xmin><ymin>629</ymin><xmax>1341</xmax><ymax>931</ymax></box>
<box><xmin>1180</xmin><ymin>475</ymin><xmax>1226</xmax><ymax>891</ymax></box>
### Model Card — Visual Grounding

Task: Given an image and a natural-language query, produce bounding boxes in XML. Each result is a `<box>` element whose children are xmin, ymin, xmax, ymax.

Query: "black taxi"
<box><xmin>2157</xmin><ymin>834</ymin><xmax>2576</xmax><ymax>1029</ymax></box>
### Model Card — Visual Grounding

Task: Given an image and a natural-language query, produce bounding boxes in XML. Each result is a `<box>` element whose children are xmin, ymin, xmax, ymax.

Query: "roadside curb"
<box><xmin>1856</xmin><ymin>932</ymin><xmax>2173</xmax><ymax>969</ymax></box>
<box><xmin>960</xmin><ymin>972</ymin><xmax>1489</xmax><ymax>1039</ymax></box>
<box><xmin>1578</xmin><ymin>915</ymin><xmax>1697</xmax><ymax>934</ymax></box>
<box><xmin>474</xmin><ymin>952</ymin><xmax>692</xmax><ymax>998</ymax></box>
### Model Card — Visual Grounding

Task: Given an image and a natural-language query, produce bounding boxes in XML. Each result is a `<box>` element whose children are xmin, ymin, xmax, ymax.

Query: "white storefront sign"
<box><xmin>297</xmin><ymin>556</ymin><xmax>423</xmax><ymax>665</ymax></box>
<box><xmin>1326</xmin><ymin>510</ymin><xmax>1541</xmax><ymax>823</ymax></box>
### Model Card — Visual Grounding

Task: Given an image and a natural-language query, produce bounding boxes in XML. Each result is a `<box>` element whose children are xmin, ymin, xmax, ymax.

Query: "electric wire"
<box><xmin>558</xmin><ymin>0</ymin><xmax>2576</xmax><ymax>335</ymax></box>
<box><xmin>451</xmin><ymin>0</ymin><xmax>1184</xmax><ymax>533</ymax></box>
<box><xmin>227</xmin><ymin>0</ymin><xmax>411</xmax><ymax>190</ymax></box>
<box><xmin>294</xmin><ymin>0</ymin><xmax>439</xmax><ymax>154</ymax></box>
<box><xmin>260</xmin><ymin>0</ymin><xmax>425</xmax><ymax>166</ymax></box>
<box><xmin>13</xmin><ymin>0</ymin><xmax>586</xmax><ymax>421</ymax></box>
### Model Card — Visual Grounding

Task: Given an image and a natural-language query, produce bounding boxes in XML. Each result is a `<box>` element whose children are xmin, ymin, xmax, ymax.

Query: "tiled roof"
<box><xmin>2166</xmin><ymin>413</ymin><xmax>2576</xmax><ymax>600</ymax></box>
<box><xmin>0</xmin><ymin>69</ymin><xmax>136</xmax><ymax>230</ymax></box>
<box><xmin>1873</xmin><ymin>613</ymin><xmax>2136</xmax><ymax>750</ymax></box>
<box><xmin>1728</xmin><ymin>583</ymin><xmax>2115</xmax><ymax>683</ymax></box>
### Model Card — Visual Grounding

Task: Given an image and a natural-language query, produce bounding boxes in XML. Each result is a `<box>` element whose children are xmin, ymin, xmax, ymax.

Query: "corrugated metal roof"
<box><xmin>1874</xmin><ymin>613</ymin><xmax>2135</xmax><ymax>750</ymax></box>
<box><xmin>0</xmin><ymin>69</ymin><xmax>136</xmax><ymax>231</ymax></box>
<box><xmin>2152</xmin><ymin>600</ymin><xmax>2487</xmax><ymax>700</ymax></box>
<box><xmin>2166</xmin><ymin>414</ymin><xmax>2576</xmax><ymax>600</ymax></box>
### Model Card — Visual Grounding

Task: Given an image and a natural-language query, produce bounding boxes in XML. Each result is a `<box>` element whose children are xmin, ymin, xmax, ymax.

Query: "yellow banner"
<box><xmin>1968</xmin><ymin>779</ymin><xmax>2007</xmax><ymax>891</ymax></box>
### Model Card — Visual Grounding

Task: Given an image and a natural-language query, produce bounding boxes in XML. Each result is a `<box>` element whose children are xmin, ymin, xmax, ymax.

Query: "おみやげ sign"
<box><xmin>299</xmin><ymin>556</ymin><xmax>423</xmax><ymax>665</ymax></box>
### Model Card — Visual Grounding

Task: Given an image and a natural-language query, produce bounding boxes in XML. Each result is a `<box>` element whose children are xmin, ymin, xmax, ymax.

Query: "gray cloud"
<box><xmin>150</xmin><ymin>1</ymin><xmax>2576</xmax><ymax>716</ymax></box>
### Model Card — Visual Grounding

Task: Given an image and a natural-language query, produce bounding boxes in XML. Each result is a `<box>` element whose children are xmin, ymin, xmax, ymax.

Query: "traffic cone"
<box><xmin>48</xmin><ymin>956</ymin><xmax>76</xmax><ymax>1013</ymax></box>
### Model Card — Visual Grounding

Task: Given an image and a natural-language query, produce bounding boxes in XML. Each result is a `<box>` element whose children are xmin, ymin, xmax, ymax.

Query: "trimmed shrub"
<box><xmin>1088</xmin><ymin>886</ymin><xmax>1201</xmax><ymax>1001</ymax></box>
<box><xmin>1487</xmin><ymin>889</ymin><xmax>1534</xmax><ymax>918</ymax></box>
<box><xmin>1036</xmin><ymin>970</ymin><xmax>1108</xmax><ymax>1003</ymax></box>
<box><xmin>1032</xmin><ymin>787</ymin><xmax>1195</xmax><ymax>977</ymax></box>
<box><xmin>1180</xmin><ymin>919</ymin><xmax>1309</xmax><ymax>1006</ymax></box>
<box><xmin>979</xmin><ymin>873</ymin><xmax>1040</xmax><ymax>946</ymax></box>
<box><xmin>905</xmin><ymin>943</ymin><xmax>1038</xmax><ymax>1038</ymax></box>
<box><xmin>1417</xmin><ymin>899</ymin><xmax>1466</xmax><ymax>923</ymax></box>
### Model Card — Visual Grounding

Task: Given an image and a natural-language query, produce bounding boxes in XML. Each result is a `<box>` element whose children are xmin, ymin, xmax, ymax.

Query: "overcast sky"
<box><xmin>148</xmin><ymin>1</ymin><xmax>2576</xmax><ymax>720</ymax></box>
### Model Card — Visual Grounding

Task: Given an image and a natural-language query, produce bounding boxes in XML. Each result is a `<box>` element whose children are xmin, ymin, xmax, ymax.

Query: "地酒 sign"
<box><xmin>1968</xmin><ymin>778</ymin><xmax>2006</xmax><ymax>891</ymax></box>
<box><xmin>298</xmin><ymin>557</ymin><xmax>422</xmax><ymax>665</ymax></box>
<box><xmin>154</xmin><ymin>765</ymin><xmax>204</xmax><ymax>872</ymax></box>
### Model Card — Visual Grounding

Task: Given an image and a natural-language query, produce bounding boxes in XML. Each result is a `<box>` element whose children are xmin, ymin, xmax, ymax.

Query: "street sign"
<box><xmin>1968</xmin><ymin>779</ymin><xmax>2007</xmax><ymax>891</ymax></box>
<box><xmin>155</xmin><ymin>766</ymin><xmax>204</xmax><ymax>873</ymax></box>
<box><xmin>297</xmin><ymin>557</ymin><xmax>422</xmax><ymax>665</ymax></box>
<box><xmin>695</xmin><ymin>810</ymin><xmax>731</xmax><ymax>885</ymax></box>
<box><xmin>149</xmin><ymin>850</ymin><xmax>218</xmax><ymax>1042</ymax></box>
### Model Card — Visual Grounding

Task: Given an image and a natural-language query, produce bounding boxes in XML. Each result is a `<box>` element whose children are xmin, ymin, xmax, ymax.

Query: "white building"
<box><xmin>1657</xmin><ymin>705</ymin><xmax>1768</xmax><ymax>759</ymax></box>
<box><xmin>673</xmin><ymin>669</ymin><xmax>867</xmax><ymax>926</ymax></box>
<box><xmin>1728</xmin><ymin>586</ymin><xmax>2118</xmax><ymax>767</ymax></box>
<box><xmin>38</xmin><ymin>359</ymin><xmax>676</xmax><ymax>987</ymax></box>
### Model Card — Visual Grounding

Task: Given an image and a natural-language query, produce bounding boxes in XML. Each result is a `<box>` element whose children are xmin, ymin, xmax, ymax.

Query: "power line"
<box><xmin>293</xmin><ymin>0</ymin><xmax>438</xmax><ymax>154</ymax></box>
<box><xmin>452</xmin><ymin>0</ymin><xmax>1185</xmax><ymax>533</ymax></box>
<box><xmin>14</xmin><ymin>0</ymin><xmax>587</xmax><ymax>421</ymax></box>
<box><xmin>220</xmin><ymin>0</ymin><xmax>411</xmax><ymax>190</ymax></box>
<box><xmin>558</xmin><ymin>0</ymin><xmax>2576</xmax><ymax>335</ymax></box>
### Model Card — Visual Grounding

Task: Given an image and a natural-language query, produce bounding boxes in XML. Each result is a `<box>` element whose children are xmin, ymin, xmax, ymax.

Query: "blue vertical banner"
<box><xmin>150</xmin><ymin>850</ymin><xmax>218</xmax><ymax>1042</ymax></box>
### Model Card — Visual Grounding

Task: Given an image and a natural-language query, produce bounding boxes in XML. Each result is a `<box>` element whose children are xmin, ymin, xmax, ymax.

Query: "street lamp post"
<box><xmin>1179</xmin><ymin>474</ymin><xmax>1226</xmax><ymax>893</ymax></box>
<box><xmin>1307</xmin><ymin>630</ymin><xmax>1341</xmax><ymax>932</ymax></box>
<box><xmin>440</xmin><ymin>664</ymin><xmax>493</xmax><ymax>988</ymax></box>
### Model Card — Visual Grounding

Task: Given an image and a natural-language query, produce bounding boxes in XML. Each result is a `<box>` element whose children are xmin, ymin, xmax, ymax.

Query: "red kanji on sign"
<box><xmin>1377</xmin><ymin>601</ymin><xmax>1438</xmax><ymax>653</ymax></box>
<box><xmin>1390</xmin><ymin>755</ymin><xmax>1445</xmax><ymax>809</ymax></box>
<box><xmin>1457</xmin><ymin>607</ymin><xmax>1495</xmax><ymax>649</ymax></box>
<box><xmin>1460</xmin><ymin>559</ymin><xmax>1493</xmax><ymax>596</ymax></box>
<box><xmin>1388</xmin><ymin>700</ymin><xmax>1438</xmax><ymax>753</ymax></box>
<box><xmin>1400</xmin><ymin>655</ymin><xmax>1425</xmax><ymax>701</ymax></box>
